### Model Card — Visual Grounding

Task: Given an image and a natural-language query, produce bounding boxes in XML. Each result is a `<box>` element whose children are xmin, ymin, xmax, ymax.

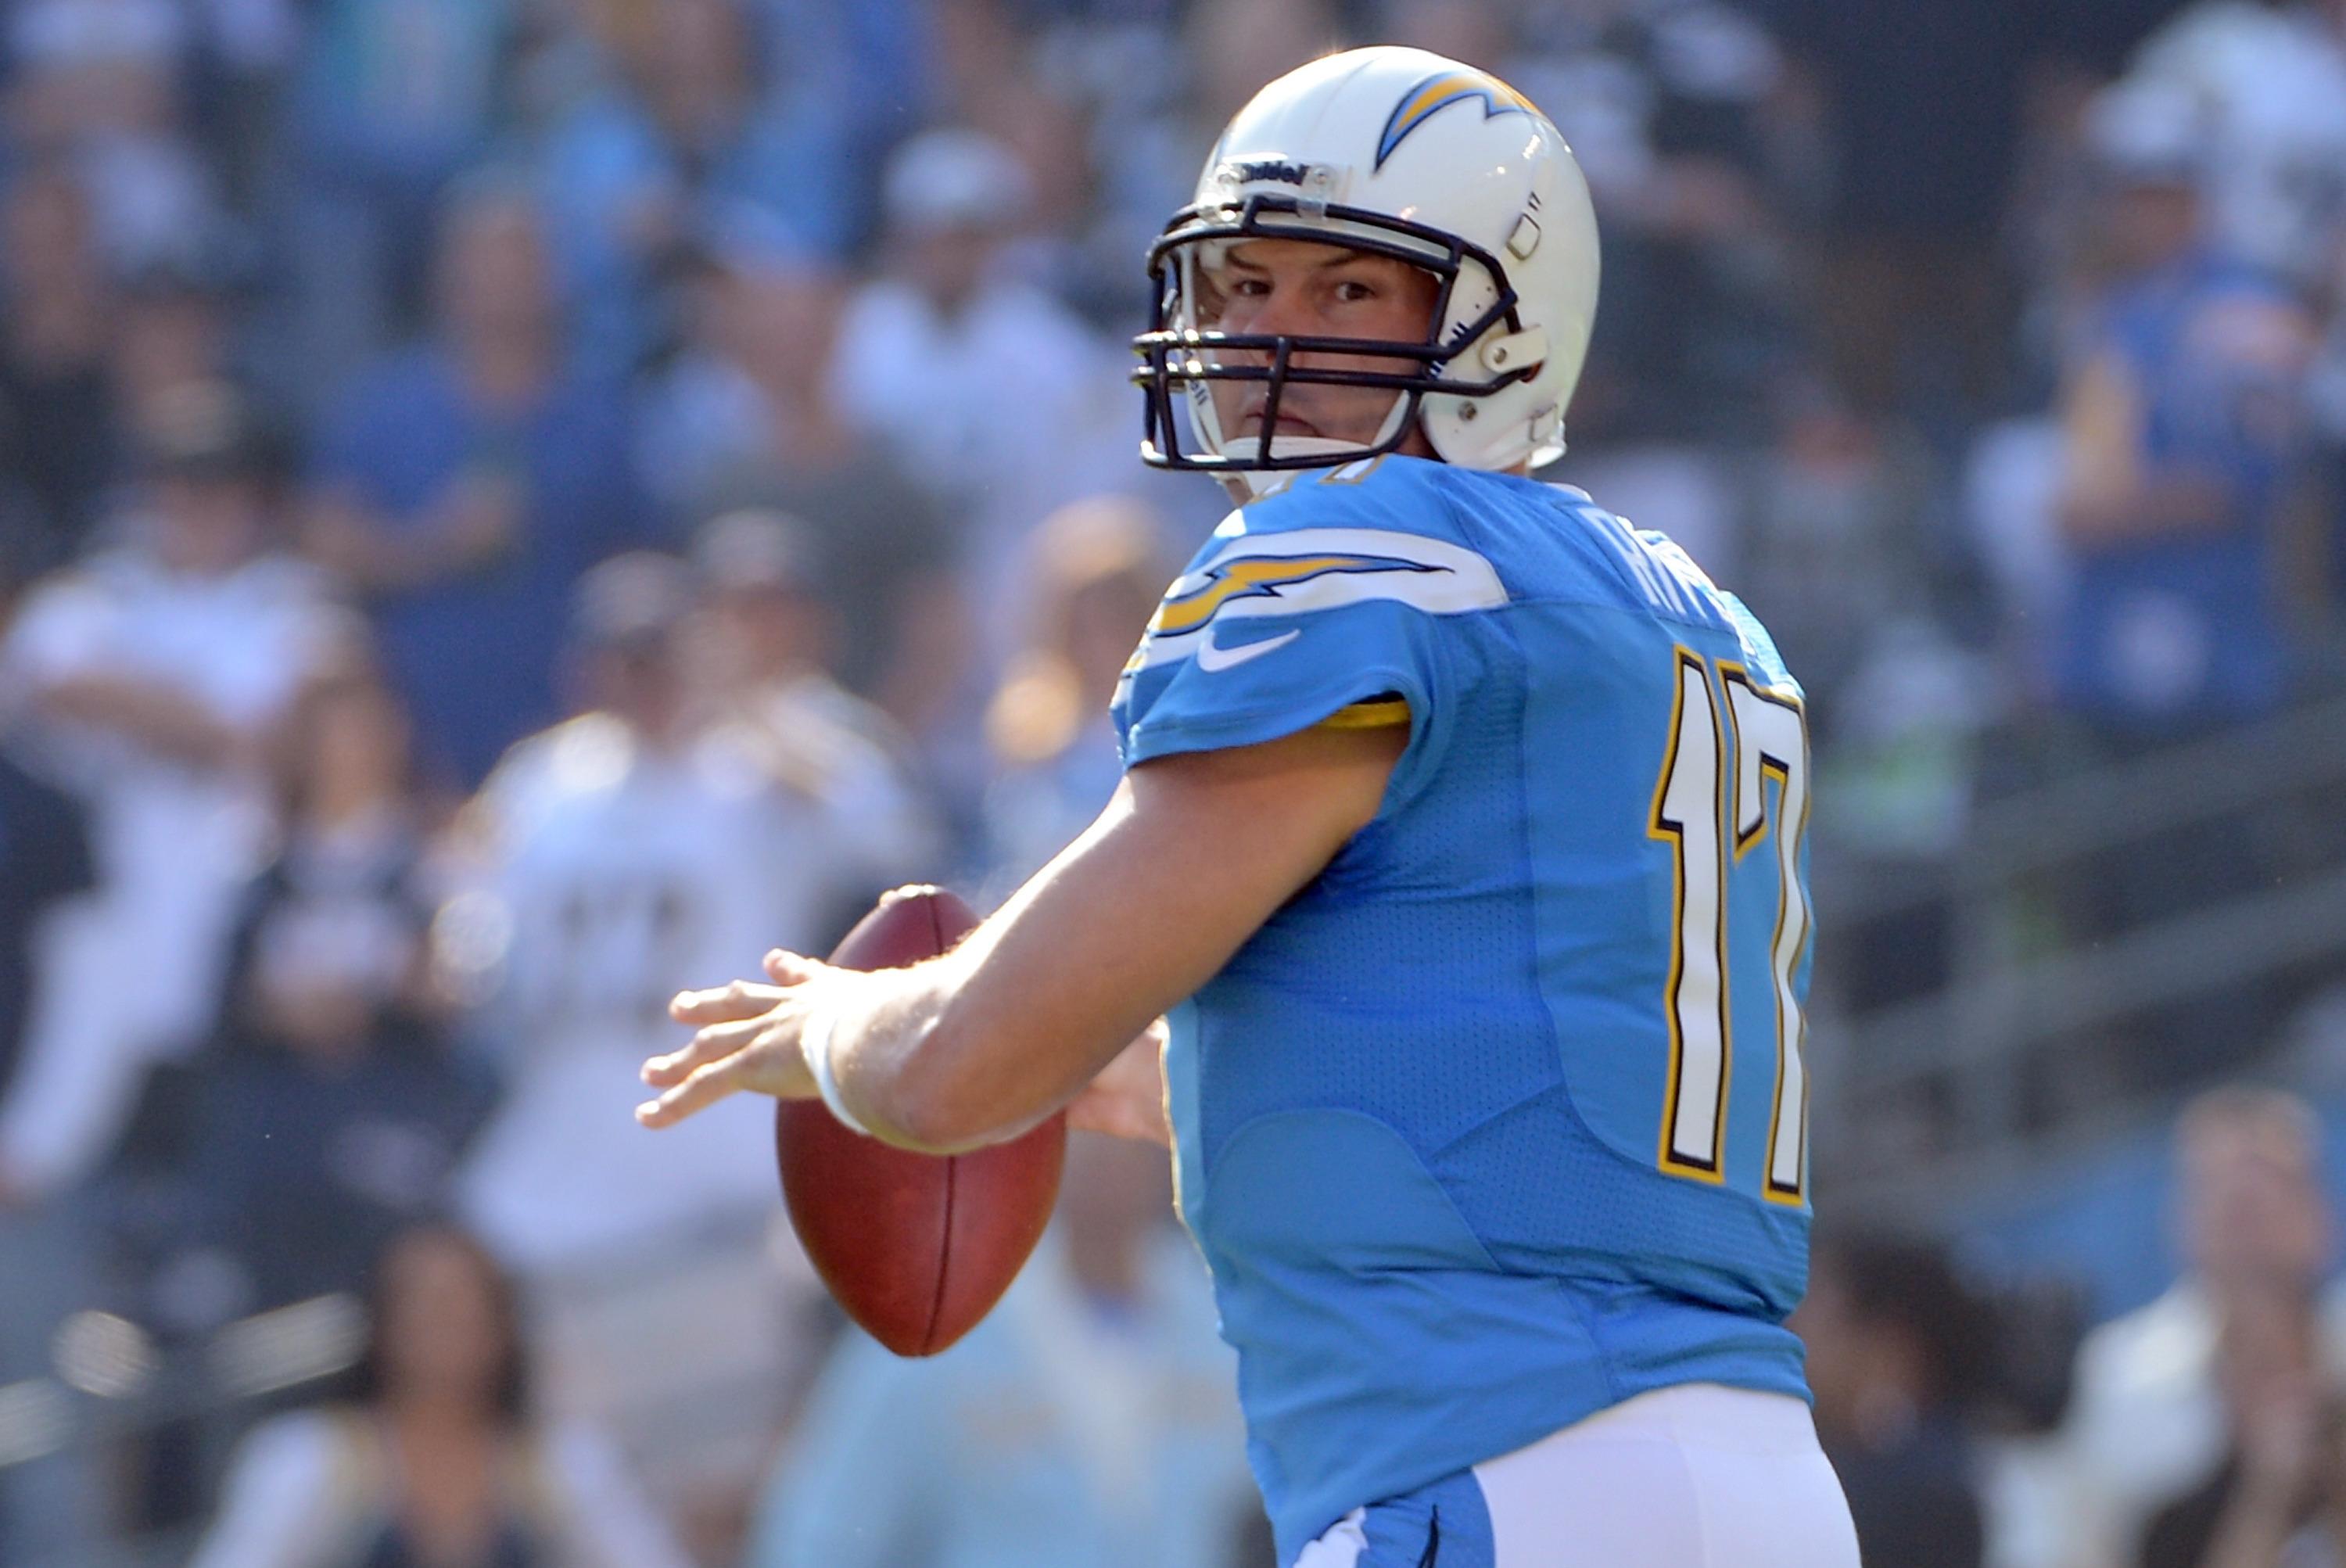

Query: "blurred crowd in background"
<box><xmin>1</xmin><ymin>0</ymin><xmax>2345</xmax><ymax>1564</ymax></box>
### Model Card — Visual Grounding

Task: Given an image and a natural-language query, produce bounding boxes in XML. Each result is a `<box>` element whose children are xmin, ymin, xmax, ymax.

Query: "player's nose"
<box><xmin>1243</xmin><ymin>279</ymin><xmax>1322</xmax><ymax>341</ymax></box>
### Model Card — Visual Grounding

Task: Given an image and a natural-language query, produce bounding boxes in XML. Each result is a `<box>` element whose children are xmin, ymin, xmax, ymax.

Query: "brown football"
<box><xmin>775</xmin><ymin>886</ymin><xmax>1066</xmax><ymax>1357</ymax></box>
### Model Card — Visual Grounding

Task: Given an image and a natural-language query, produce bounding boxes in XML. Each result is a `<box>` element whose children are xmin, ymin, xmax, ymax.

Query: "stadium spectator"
<box><xmin>635</xmin><ymin>239</ymin><xmax>967</xmax><ymax>734</ymax></box>
<box><xmin>0</xmin><ymin>536</ymin><xmax>100</xmax><ymax>1568</ymax></box>
<box><xmin>2123</xmin><ymin>0</ymin><xmax>2346</xmax><ymax>296</ymax></box>
<box><xmin>2138</xmin><ymin>1283</ymin><xmax>2343</xmax><ymax>1568</ymax></box>
<box><xmin>448</xmin><ymin>552</ymin><xmax>891</xmax><ymax>1534</ymax></box>
<box><xmin>0</xmin><ymin>165</ymin><xmax>122</xmax><ymax>573</ymax></box>
<box><xmin>1795</xmin><ymin>1229</ymin><xmax>1990</xmax><ymax>1568</ymax></box>
<box><xmin>2050</xmin><ymin>78</ymin><xmax>2316</xmax><ymax>739</ymax></box>
<box><xmin>0</xmin><ymin>541</ymin><xmax>93</xmax><ymax>1103</ymax></box>
<box><xmin>831</xmin><ymin>127</ymin><xmax>1133</xmax><ymax>672</ymax></box>
<box><xmin>979</xmin><ymin>496</ymin><xmax>1168</xmax><ymax>903</ymax></box>
<box><xmin>925</xmin><ymin>0</ymin><xmax>1092</xmax><ymax>241</ymax></box>
<box><xmin>281</xmin><ymin>0</ymin><xmax>514</xmax><ymax>395</ymax></box>
<box><xmin>2048</xmin><ymin>1088</ymin><xmax>2346</xmax><ymax>1568</ymax></box>
<box><xmin>688</xmin><ymin>506</ymin><xmax>942</xmax><ymax>936</ymax></box>
<box><xmin>112</xmin><ymin>266</ymin><xmax>248</xmax><ymax>455</ymax></box>
<box><xmin>745</xmin><ymin>0</ymin><xmax>932</xmax><ymax>253</ymax></box>
<box><xmin>163</xmin><ymin>663</ymin><xmax>491</xmax><ymax>1319</ymax></box>
<box><xmin>304</xmin><ymin>182</ymin><xmax>650</xmax><ymax>796</ymax></box>
<box><xmin>6</xmin><ymin>0</ymin><xmax>228</xmax><ymax>280</ymax></box>
<box><xmin>188</xmin><ymin>1224</ymin><xmax>691</xmax><ymax>1568</ymax></box>
<box><xmin>535</xmin><ymin>0</ymin><xmax>857</xmax><ymax>379</ymax></box>
<box><xmin>0</xmin><ymin>381</ymin><xmax>339</xmax><ymax>1203</ymax></box>
<box><xmin>748</xmin><ymin>1129</ymin><xmax>1261</xmax><ymax>1568</ymax></box>
<box><xmin>1735</xmin><ymin>383</ymin><xmax>1943</xmax><ymax>745</ymax></box>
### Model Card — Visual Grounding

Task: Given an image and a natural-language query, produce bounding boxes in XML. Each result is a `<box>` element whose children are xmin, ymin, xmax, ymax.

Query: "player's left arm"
<box><xmin>637</xmin><ymin>719</ymin><xmax>1406</xmax><ymax>1151</ymax></box>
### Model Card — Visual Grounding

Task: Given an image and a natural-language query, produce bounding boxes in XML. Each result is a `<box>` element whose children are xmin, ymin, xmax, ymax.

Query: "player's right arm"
<box><xmin>639</xmin><ymin>719</ymin><xmax>1404</xmax><ymax>1151</ymax></box>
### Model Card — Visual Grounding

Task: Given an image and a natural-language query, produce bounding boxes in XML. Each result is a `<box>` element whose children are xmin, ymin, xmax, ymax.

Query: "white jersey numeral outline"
<box><xmin>1649</xmin><ymin>648</ymin><xmax>1811</xmax><ymax>1201</ymax></box>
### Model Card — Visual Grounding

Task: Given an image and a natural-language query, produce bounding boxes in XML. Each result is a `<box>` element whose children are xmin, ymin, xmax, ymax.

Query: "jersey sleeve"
<box><xmin>1110</xmin><ymin>488</ymin><xmax>1508</xmax><ymax>769</ymax></box>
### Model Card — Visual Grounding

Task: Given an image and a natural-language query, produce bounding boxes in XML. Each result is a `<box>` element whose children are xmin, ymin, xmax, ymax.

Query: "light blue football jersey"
<box><xmin>1110</xmin><ymin>455</ymin><xmax>1814</xmax><ymax>1563</ymax></box>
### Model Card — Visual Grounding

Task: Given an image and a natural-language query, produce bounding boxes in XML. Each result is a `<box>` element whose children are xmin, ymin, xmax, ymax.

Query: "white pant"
<box><xmin>1297</xmin><ymin>1384</ymin><xmax>1860</xmax><ymax>1568</ymax></box>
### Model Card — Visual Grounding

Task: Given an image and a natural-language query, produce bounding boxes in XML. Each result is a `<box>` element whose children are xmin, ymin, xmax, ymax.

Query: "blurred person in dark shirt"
<box><xmin>0</xmin><ymin>163</ymin><xmax>119</xmax><ymax>571</ymax></box>
<box><xmin>1795</xmin><ymin>1229</ymin><xmax>1991</xmax><ymax>1568</ymax></box>
<box><xmin>2039</xmin><ymin>79</ymin><xmax>2319</xmax><ymax>1085</ymax></box>
<box><xmin>304</xmin><ymin>182</ymin><xmax>651</xmax><ymax>796</ymax></box>
<box><xmin>190</xmin><ymin>1224</ymin><xmax>691</xmax><ymax>1568</ymax></box>
<box><xmin>166</xmin><ymin>662</ymin><xmax>492</xmax><ymax>1320</ymax></box>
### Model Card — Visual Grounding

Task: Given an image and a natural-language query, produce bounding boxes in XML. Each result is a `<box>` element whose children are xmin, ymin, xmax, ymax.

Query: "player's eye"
<box><xmin>1332</xmin><ymin>278</ymin><xmax>1379</xmax><ymax>303</ymax></box>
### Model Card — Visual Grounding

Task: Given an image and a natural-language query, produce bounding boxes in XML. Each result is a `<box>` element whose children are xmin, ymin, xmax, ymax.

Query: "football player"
<box><xmin>641</xmin><ymin>46</ymin><xmax>1859</xmax><ymax>1568</ymax></box>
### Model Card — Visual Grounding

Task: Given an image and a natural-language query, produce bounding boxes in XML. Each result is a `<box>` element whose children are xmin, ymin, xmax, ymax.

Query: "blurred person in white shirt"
<box><xmin>830</xmin><ymin>128</ymin><xmax>1135</xmax><ymax>672</ymax></box>
<box><xmin>0</xmin><ymin>380</ymin><xmax>339</xmax><ymax>1204</ymax></box>
<box><xmin>447</xmin><ymin>551</ymin><xmax>926</xmax><ymax>1541</ymax></box>
<box><xmin>2025</xmin><ymin>1088</ymin><xmax>2346</xmax><ymax>1568</ymax></box>
<box><xmin>2126</xmin><ymin>0</ymin><xmax>2346</xmax><ymax>295</ymax></box>
<box><xmin>687</xmin><ymin>506</ymin><xmax>941</xmax><ymax>924</ymax></box>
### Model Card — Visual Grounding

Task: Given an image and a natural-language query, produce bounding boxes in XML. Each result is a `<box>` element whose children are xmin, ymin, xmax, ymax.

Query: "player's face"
<box><xmin>1193</xmin><ymin>237</ymin><xmax>1441</xmax><ymax>456</ymax></box>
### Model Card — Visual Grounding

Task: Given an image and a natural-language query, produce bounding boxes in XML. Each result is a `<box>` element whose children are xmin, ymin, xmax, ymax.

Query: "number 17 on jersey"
<box><xmin>1649</xmin><ymin>648</ymin><xmax>1811</xmax><ymax>1204</ymax></box>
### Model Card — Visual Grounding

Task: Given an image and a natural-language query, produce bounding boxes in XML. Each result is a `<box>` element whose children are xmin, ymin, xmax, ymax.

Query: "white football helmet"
<box><xmin>1133</xmin><ymin>45</ymin><xmax>1600</xmax><ymax>481</ymax></box>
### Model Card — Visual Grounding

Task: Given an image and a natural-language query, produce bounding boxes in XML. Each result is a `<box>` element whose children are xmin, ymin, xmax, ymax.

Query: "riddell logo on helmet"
<box><xmin>1221</xmin><ymin>159</ymin><xmax>1311</xmax><ymax>188</ymax></box>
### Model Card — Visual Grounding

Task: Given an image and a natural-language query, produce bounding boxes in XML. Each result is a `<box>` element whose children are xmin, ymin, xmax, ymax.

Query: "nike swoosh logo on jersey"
<box><xmin>1196</xmin><ymin>628</ymin><xmax>1300</xmax><ymax>672</ymax></box>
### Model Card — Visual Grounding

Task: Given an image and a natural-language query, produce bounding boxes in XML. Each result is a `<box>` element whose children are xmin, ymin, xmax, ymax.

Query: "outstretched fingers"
<box><xmin>669</xmin><ymin>978</ymin><xmax>787</xmax><ymax>1026</ymax></box>
<box><xmin>640</xmin><ymin>1015</ymin><xmax>765</xmax><ymax>1089</ymax></box>
<box><xmin>763</xmin><ymin>949</ymin><xmax>825</xmax><ymax>985</ymax></box>
<box><xmin>636</xmin><ymin>1047</ymin><xmax>763</xmax><ymax>1128</ymax></box>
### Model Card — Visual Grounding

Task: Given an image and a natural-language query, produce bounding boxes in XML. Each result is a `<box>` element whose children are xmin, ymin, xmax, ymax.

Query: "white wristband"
<box><xmin>800</xmin><ymin>1006</ymin><xmax>873</xmax><ymax>1138</ymax></box>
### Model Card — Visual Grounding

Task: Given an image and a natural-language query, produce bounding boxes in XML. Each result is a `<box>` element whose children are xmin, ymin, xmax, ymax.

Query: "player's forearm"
<box><xmin>839</xmin><ymin>727</ymin><xmax>1403</xmax><ymax>1150</ymax></box>
<box><xmin>644</xmin><ymin>723</ymin><xmax>1399</xmax><ymax>1143</ymax></box>
<box><xmin>835</xmin><ymin>791</ymin><xmax>1240</xmax><ymax>1150</ymax></box>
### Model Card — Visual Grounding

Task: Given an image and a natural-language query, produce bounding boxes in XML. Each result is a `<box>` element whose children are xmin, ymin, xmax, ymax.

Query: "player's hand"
<box><xmin>1067</xmin><ymin>1021</ymin><xmax>1171</xmax><ymax>1147</ymax></box>
<box><xmin>637</xmin><ymin>951</ymin><xmax>838</xmax><ymax>1128</ymax></box>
